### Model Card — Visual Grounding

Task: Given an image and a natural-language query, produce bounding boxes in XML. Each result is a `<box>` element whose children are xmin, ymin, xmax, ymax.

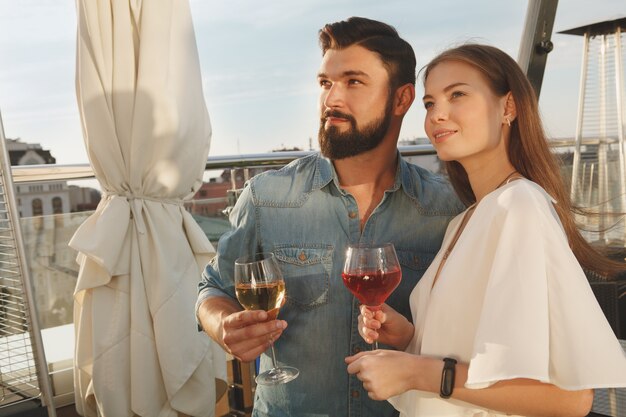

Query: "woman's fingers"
<box><xmin>358</xmin><ymin>308</ymin><xmax>382</xmax><ymax>344</ymax></box>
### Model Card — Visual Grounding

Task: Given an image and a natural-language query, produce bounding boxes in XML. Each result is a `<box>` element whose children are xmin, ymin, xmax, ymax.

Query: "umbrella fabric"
<box><xmin>70</xmin><ymin>1</ymin><xmax>226</xmax><ymax>415</ymax></box>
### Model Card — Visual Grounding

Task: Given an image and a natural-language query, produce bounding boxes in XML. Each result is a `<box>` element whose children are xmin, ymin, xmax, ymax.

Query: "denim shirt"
<box><xmin>197</xmin><ymin>152</ymin><xmax>463</xmax><ymax>417</ymax></box>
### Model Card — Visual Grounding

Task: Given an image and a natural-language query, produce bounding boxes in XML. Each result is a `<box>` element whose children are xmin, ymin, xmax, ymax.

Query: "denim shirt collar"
<box><xmin>312</xmin><ymin>151</ymin><xmax>421</xmax><ymax>202</ymax></box>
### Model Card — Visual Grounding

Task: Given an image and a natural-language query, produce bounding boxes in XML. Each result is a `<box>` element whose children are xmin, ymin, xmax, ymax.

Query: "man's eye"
<box><xmin>319</xmin><ymin>80</ymin><xmax>331</xmax><ymax>88</ymax></box>
<box><xmin>348</xmin><ymin>79</ymin><xmax>362</xmax><ymax>85</ymax></box>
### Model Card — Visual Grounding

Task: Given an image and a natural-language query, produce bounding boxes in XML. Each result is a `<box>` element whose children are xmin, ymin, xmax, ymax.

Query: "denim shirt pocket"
<box><xmin>389</xmin><ymin>250</ymin><xmax>436</xmax><ymax>317</ymax></box>
<box><xmin>396</xmin><ymin>250</ymin><xmax>434</xmax><ymax>271</ymax></box>
<box><xmin>273</xmin><ymin>245</ymin><xmax>333</xmax><ymax>310</ymax></box>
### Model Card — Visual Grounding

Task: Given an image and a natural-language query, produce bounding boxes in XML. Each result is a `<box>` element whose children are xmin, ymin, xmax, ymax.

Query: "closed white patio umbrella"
<box><xmin>70</xmin><ymin>1</ymin><xmax>226</xmax><ymax>416</ymax></box>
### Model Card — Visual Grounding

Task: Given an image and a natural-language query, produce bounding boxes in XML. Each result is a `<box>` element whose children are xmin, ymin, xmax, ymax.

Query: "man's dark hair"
<box><xmin>319</xmin><ymin>16</ymin><xmax>416</xmax><ymax>88</ymax></box>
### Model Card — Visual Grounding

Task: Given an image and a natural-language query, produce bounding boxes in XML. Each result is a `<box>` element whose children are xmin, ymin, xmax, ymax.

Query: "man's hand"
<box><xmin>221</xmin><ymin>309</ymin><xmax>287</xmax><ymax>362</ymax></box>
<box><xmin>198</xmin><ymin>296</ymin><xmax>287</xmax><ymax>362</ymax></box>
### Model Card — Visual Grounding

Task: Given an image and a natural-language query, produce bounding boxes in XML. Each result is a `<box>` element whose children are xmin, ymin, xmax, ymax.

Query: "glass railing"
<box><xmin>13</xmin><ymin>146</ymin><xmax>442</xmax><ymax>332</ymax></box>
<box><xmin>6</xmin><ymin>146</ymin><xmax>444</xmax><ymax>407</ymax></box>
<box><xmin>8</xmin><ymin>143</ymin><xmax>626</xmax><ymax>410</ymax></box>
<box><xmin>12</xmin><ymin>143</ymin><xmax>626</xmax><ymax>328</ymax></box>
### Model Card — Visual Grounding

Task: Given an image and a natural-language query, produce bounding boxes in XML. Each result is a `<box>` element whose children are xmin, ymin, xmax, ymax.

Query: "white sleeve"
<box><xmin>466</xmin><ymin>182</ymin><xmax>626</xmax><ymax>390</ymax></box>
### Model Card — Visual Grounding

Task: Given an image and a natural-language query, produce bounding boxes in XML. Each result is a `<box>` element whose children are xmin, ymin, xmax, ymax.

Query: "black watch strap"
<box><xmin>440</xmin><ymin>357</ymin><xmax>457</xmax><ymax>399</ymax></box>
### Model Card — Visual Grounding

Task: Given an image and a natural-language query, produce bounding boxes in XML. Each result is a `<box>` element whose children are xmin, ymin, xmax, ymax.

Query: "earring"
<box><xmin>505</xmin><ymin>116</ymin><xmax>511</xmax><ymax>127</ymax></box>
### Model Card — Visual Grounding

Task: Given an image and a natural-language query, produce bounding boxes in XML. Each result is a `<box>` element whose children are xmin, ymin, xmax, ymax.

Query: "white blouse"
<box><xmin>388</xmin><ymin>179</ymin><xmax>626</xmax><ymax>416</ymax></box>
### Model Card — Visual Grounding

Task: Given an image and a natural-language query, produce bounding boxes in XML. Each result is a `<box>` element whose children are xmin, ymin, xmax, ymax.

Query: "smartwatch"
<box><xmin>440</xmin><ymin>357</ymin><xmax>457</xmax><ymax>399</ymax></box>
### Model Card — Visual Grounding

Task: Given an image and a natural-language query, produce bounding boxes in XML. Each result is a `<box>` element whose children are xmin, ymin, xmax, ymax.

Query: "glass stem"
<box><xmin>371</xmin><ymin>304</ymin><xmax>381</xmax><ymax>350</ymax></box>
<box><xmin>269</xmin><ymin>343</ymin><xmax>278</xmax><ymax>369</ymax></box>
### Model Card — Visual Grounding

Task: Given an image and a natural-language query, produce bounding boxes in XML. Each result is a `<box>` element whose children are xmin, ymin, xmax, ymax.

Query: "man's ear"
<box><xmin>394</xmin><ymin>84</ymin><xmax>415</xmax><ymax>116</ymax></box>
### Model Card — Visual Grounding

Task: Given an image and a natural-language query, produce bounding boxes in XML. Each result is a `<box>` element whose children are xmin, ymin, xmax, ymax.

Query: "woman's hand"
<box><xmin>345</xmin><ymin>350</ymin><xmax>422</xmax><ymax>400</ymax></box>
<box><xmin>358</xmin><ymin>303</ymin><xmax>415</xmax><ymax>349</ymax></box>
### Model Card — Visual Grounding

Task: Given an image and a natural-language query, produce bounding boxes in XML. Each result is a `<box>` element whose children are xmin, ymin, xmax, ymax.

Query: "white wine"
<box><xmin>233</xmin><ymin>253</ymin><xmax>299</xmax><ymax>384</ymax></box>
<box><xmin>236</xmin><ymin>281</ymin><xmax>286</xmax><ymax>313</ymax></box>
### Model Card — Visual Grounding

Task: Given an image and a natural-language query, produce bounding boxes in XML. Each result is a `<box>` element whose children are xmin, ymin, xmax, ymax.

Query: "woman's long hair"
<box><xmin>422</xmin><ymin>44</ymin><xmax>624</xmax><ymax>277</ymax></box>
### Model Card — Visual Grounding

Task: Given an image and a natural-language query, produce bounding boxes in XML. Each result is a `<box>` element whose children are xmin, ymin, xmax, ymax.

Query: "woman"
<box><xmin>345</xmin><ymin>44</ymin><xmax>626</xmax><ymax>417</ymax></box>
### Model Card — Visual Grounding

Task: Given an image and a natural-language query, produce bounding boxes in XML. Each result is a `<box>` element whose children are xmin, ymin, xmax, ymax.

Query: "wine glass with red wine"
<box><xmin>342</xmin><ymin>243</ymin><xmax>402</xmax><ymax>349</ymax></box>
<box><xmin>234</xmin><ymin>252</ymin><xmax>299</xmax><ymax>385</ymax></box>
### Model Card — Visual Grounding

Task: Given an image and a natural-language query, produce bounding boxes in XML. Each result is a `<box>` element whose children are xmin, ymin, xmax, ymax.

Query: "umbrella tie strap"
<box><xmin>103</xmin><ymin>192</ymin><xmax>185</xmax><ymax>234</ymax></box>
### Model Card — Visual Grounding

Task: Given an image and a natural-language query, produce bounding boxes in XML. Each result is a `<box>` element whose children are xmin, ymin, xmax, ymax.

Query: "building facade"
<box><xmin>4</xmin><ymin>138</ymin><xmax>100</xmax><ymax>330</ymax></box>
<box><xmin>6</xmin><ymin>138</ymin><xmax>71</xmax><ymax>218</ymax></box>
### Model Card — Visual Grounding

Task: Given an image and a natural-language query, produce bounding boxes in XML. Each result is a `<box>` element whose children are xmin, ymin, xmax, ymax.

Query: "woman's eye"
<box><xmin>423</xmin><ymin>101</ymin><xmax>434</xmax><ymax>110</ymax></box>
<box><xmin>451</xmin><ymin>91</ymin><xmax>466</xmax><ymax>99</ymax></box>
<box><xmin>319</xmin><ymin>80</ymin><xmax>331</xmax><ymax>88</ymax></box>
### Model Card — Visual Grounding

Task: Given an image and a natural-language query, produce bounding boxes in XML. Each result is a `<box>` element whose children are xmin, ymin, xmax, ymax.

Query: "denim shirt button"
<box><xmin>351</xmin><ymin>390</ymin><xmax>360</xmax><ymax>398</ymax></box>
<box><xmin>298</xmin><ymin>251</ymin><xmax>307</xmax><ymax>262</ymax></box>
<box><xmin>348</xmin><ymin>211</ymin><xmax>358</xmax><ymax>219</ymax></box>
<box><xmin>352</xmin><ymin>346</ymin><xmax>362</xmax><ymax>354</ymax></box>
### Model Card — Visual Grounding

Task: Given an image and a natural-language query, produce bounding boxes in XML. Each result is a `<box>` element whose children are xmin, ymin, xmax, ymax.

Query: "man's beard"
<box><xmin>318</xmin><ymin>96</ymin><xmax>393</xmax><ymax>160</ymax></box>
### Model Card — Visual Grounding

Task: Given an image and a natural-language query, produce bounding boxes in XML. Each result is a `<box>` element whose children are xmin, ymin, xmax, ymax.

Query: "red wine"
<box><xmin>342</xmin><ymin>269</ymin><xmax>402</xmax><ymax>307</ymax></box>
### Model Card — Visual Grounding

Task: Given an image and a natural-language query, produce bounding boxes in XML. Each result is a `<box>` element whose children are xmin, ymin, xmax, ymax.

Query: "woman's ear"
<box><xmin>503</xmin><ymin>92</ymin><xmax>517</xmax><ymax>124</ymax></box>
<box><xmin>394</xmin><ymin>84</ymin><xmax>415</xmax><ymax>116</ymax></box>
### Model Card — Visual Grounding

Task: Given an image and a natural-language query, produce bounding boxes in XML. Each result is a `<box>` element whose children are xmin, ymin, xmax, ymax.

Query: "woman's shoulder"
<box><xmin>489</xmin><ymin>178</ymin><xmax>555</xmax><ymax>212</ymax></box>
<box><xmin>476</xmin><ymin>178</ymin><xmax>561</xmax><ymax>232</ymax></box>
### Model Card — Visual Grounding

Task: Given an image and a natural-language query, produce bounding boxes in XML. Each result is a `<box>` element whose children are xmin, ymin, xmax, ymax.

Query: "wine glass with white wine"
<box><xmin>234</xmin><ymin>252</ymin><xmax>299</xmax><ymax>385</ymax></box>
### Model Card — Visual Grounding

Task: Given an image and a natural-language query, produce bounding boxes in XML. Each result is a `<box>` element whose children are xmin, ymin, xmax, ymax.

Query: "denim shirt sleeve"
<box><xmin>196</xmin><ymin>184</ymin><xmax>259</xmax><ymax>322</ymax></box>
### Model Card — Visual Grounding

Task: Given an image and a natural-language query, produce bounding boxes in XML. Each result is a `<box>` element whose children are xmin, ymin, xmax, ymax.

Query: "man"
<box><xmin>197</xmin><ymin>17</ymin><xmax>463</xmax><ymax>417</ymax></box>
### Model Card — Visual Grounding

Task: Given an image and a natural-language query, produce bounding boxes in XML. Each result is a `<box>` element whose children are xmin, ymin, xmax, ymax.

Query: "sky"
<box><xmin>0</xmin><ymin>0</ymin><xmax>624</xmax><ymax>165</ymax></box>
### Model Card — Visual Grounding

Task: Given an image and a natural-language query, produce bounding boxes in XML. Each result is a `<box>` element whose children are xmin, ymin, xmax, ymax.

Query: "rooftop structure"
<box><xmin>559</xmin><ymin>17</ymin><xmax>626</xmax><ymax>247</ymax></box>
